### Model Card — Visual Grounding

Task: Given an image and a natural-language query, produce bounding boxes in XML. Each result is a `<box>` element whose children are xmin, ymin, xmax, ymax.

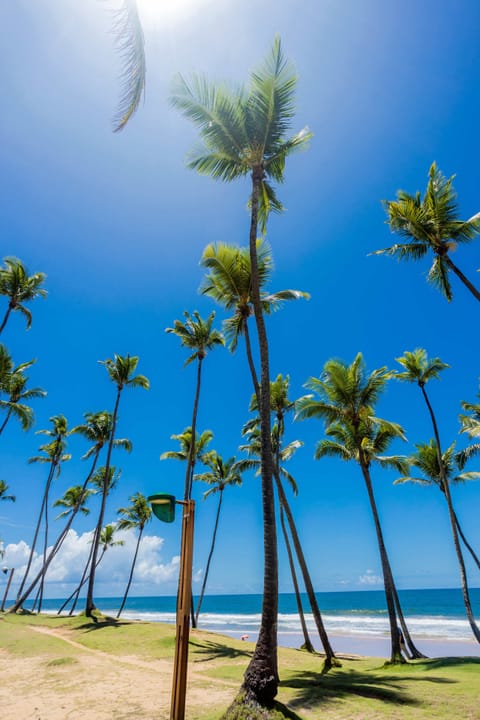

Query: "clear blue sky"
<box><xmin>1</xmin><ymin>0</ymin><xmax>479</xmax><ymax>599</ymax></box>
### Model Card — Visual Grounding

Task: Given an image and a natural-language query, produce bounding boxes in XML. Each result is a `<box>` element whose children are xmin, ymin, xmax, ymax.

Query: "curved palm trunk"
<box><xmin>86</xmin><ymin>389</ymin><xmax>122</xmax><ymax>617</ymax></box>
<box><xmin>186</xmin><ymin>356</ymin><xmax>203</xmax><ymax>501</ymax></box>
<box><xmin>195</xmin><ymin>489</ymin><xmax>223</xmax><ymax>626</ymax></box>
<box><xmin>15</xmin><ymin>460</ymin><xmax>57</xmax><ymax>604</ymax></box>
<box><xmin>116</xmin><ymin>527</ymin><xmax>144</xmax><ymax>619</ymax></box>
<box><xmin>445</xmin><ymin>256</ymin><xmax>480</xmax><ymax>302</ymax></box>
<box><xmin>243</xmin><ymin>168</ymin><xmax>278</xmax><ymax>706</ymax></box>
<box><xmin>0</xmin><ymin>303</ymin><xmax>13</xmax><ymax>336</ymax></box>
<box><xmin>279</xmin><ymin>503</ymin><xmax>314</xmax><ymax>653</ymax></box>
<box><xmin>274</xmin><ymin>469</ymin><xmax>337</xmax><ymax>668</ymax></box>
<box><xmin>420</xmin><ymin>386</ymin><xmax>480</xmax><ymax>643</ymax></box>
<box><xmin>37</xmin><ymin>478</ymin><xmax>53</xmax><ymax>613</ymax></box>
<box><xmin>0</xmin><ymin>408</ymin><xmax>12</xmax><ymax>435</ymax></box>
<box><xmin>61</xmin><ymin>543</ymin><xmax>106</xmax><ymax>616</ymax></box>
<box><xmin>358</xmin><ymin>455</ymin><xmax>404</xmax><ymax>663</ymax></box>
<box><xmin>244</xmin><ymin>322</ymin><xmax>260</xmax><ymax>399</ymax></box>
<box><xmin>454</xmin><ymin>510</ymin><xmax>480</xmax><ymax>571</ymax></box>
<box><xmin>391</xmin><ymin>581</ymin><xmax>426</xmax><ymax>659</ymax></box>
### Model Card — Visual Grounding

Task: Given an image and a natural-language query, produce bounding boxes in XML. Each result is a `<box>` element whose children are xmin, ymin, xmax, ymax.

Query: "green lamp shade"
<box><xmin>148</xmin><ymin>494</ymin><xmax>176</xmax><ymax>523</ymax></box>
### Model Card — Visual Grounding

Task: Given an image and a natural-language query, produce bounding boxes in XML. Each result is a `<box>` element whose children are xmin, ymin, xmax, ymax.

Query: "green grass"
<box><xmin>1</xmin><ymin>612</ymin><xmax>479</xmax><ymax>720</ymax></box>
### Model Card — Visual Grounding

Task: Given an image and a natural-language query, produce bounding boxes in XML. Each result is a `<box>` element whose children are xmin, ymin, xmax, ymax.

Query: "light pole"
<box><xmin>1</xmin><ymin>566</ymin><xmax>14</xmax><ymax>612</ymax></box>
<box><xmin>148</xmin><ymin>494</ymin><xmax>195</xmax><ymax>720</ymax></box>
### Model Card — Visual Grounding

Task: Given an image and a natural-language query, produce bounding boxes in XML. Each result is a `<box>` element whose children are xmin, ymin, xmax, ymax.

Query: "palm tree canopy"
<box><xmin>394</xmin><ymin>348</ymin><xmax>449</xmax><ymax>387</ymax></box>
<box><xmin>160</xmin><ymin>427</ymin><xmax>213</xmax><ymax>463</ymax></box>
<box><xmin>194</xmin><ymin>451</ymin><xmax>243</xmax><ymax>498</ymax></box>
<box><xmin>296</xmin><ymin>353</ymin><xmax>407</xmax><ymax>470</ymax></box>
<box><xmin>458</xmin><ymin>390</ymin><xmax>480</xmax><ymax>468</ymax></box>
<box><xmin>99</xmin><ymin>523</ymin><xmax>125</xmax><ymax>549</ymax></box>
<box><xmin>73</xmin><ymin>411</ymin><xmax>132</xmax><ymax>459</ymax></box>
<box><xmin>165</xmin><ymin>310</ymin><xmax>224</xmax><ymax>366</ymax></box>
<box><xmin>89</xmin><ymin>466</ymin><xmax>122</xmax><ymax>493</ymax></box>
<box><xmin>200</xmin><ymin>242</ymin><xmax>309</xmax><ymax>350</ymax></box>
<box><xmin>395</xmin><ymin>439</ymin><xmax>480</xmax><ymax>490</ymax></box>
<box><xmin>0</xmin><ymin>349</ymin><xmax>46</xmax><ymax>431</ymax></box>
<box><xmin>0</xmin><ymin>479</ymin><xmax>15</xmax><ymax>502</ymax></box>
<box><xmin>100</xmin><ymin>354</ymin><xmax>149</xmax><ymax>391</ymax></box>
<box><xmin>170</xmin><ymin>36</ymin><xmax>312</xmax><ymax>232</ymax></box>
<box><xmin>237</xmin><ymin>425</ymin><xmax>301</xmax><ymax>495</ymax></box>
<box><xmin>372</xmin><ymin>163</ymin><xmax>480</xmax><ymax>300</ymax></box>
<box><xmin>110</xmin><ymin>0</ymin><xmax>146</xmax><ymax>132</ymax></box>
<box><xmin>54</xmin><ymin>485</ymin><xmax>93</xmax><ymax>519</ymax></box>
<box><xmin>117</xmin><ymin>491</ymin><xmax>152</xmax><ymax>531</ymax></box>
<box><xmin>0</xmin><ymin>256</ymin><xmax>47</xmax><ymax>328</ymax></box>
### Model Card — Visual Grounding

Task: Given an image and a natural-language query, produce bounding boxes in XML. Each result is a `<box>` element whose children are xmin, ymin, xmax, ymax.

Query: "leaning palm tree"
<box><xmin>10</xmin><ymin>485</ymin><xmax>93</xmax><ymax>612</ymax></box>
<box><xmin>85</xmin><ymin>354</ymin><xmax>149</xmax><ymax>617</ymax></box>
<box><xmin>166</xmin><ymin>311</ymin><xmax>224</xmax><ymax>500</ymax></box>
<box><xmin>0</xmin><ymin>257</ymin><xmax>47</xmax><ymax>335</ymax></box>
<box><xmin>395</xmin><ymin>349</ymin><xmax>480</xmax><ymax>642</ymax></box>
<box><xmin>193</xmin><ymin>451</ymin><xmax>242</xmax><ymax>625</ymax></box>
<box><xmin>171</xmin><ymin>37</ymin><xmax>311</xmax><ymax>703</ymax></box>
<box><xmin>296</xmin><ymin>354</ymin><xmax>424</xmax><ymax>663</ymax></box>
<box><xmin>0</xmin><ymin>353</ymin><xmax>46</xmax><ymax>436</ymax></box>
<box><xmin>116</xmin><ymin>492</ymin><xmax>152</xmax><ymax>618</ymax></box>
<box><xmin>372</xmin><ymin>163</ymin><xmax>480</xmax><ymax>302</ymax></box>
<box><xmin>15</xmin><ymin>415</ymin><xmax>71</xmax><ymax>607</ymax></box>
<box><xmin>0</xmin><ymin>480</ymin><xmax>15</xmax><ymax>502</ymax></box>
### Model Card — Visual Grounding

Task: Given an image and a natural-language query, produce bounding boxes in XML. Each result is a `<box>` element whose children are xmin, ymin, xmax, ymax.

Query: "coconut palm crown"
<box><xmin>372</xmin><ymin>163</ymin><xmax>480</xmax><ymax>302</ymax></box>
<box><xmin>0</xmin><ymin>257</ymin><xmax>47</xmax><ymax>334</ymax></box>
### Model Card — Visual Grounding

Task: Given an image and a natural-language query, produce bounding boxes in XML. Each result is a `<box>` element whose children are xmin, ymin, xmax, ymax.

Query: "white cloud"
<box><xmin>359</xmin><ymin>569</ymin><xmax>383</xmax><ymax>586</ymax></box>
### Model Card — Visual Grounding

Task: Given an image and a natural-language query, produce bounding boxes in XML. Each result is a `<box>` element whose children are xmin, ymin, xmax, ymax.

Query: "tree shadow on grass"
<box><xmin>76</xmin><ymin>616</ymin><xmax>134</xmax><ymax>632</ymax></box>
<box><xmin>282</xmin><ymin>668</ymin><xmax>457</xmax><ymax>711</ymax></box>
<box><xmin>189</xmin><ymin>638</ymin><xmax>253</xmax><ymax>663</ymax></box>
<box><xmin>419</xmin><ymin>656</ymin><xmax>480</xmax><ymax>671</ymax></box>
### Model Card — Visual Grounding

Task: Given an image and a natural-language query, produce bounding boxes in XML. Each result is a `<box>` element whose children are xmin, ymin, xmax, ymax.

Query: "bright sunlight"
<box><xmin>136</xmin><ymin>0</ymin><xmax>211</xmax><ymax>25</ymax></box>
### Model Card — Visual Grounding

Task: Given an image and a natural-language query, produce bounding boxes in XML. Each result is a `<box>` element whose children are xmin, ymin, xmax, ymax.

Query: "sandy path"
<box><xmin>0</xmin><ymin>625</ymin><xmax>236</xmax><ymax>720</ymax></box>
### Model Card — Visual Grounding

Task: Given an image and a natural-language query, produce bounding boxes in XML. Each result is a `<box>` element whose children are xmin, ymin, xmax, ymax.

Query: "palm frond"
<box><xmin>111</xmin><ymin>0</ymin><xmax>146</xmax><ymax>132</ymax></box>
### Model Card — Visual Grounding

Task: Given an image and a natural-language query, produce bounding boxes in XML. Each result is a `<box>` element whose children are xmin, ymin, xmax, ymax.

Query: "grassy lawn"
<box><xmin>1</xmin><ymin>612</ymin><xmax>479</xmax><ymax>720</ymax></box>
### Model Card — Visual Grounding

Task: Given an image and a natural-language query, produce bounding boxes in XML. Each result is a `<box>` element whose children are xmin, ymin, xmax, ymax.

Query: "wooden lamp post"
<box><xmin>148</xmin><ymin>494</ymin><xmax>195</xmax><ymax>720</ymax></box>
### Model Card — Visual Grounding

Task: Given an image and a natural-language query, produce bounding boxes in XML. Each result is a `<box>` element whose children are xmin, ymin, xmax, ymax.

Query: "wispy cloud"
<box><xmin>358</xmin><ymin>569</ymin><xmax>383</xmax><ymax>586</ymax></box>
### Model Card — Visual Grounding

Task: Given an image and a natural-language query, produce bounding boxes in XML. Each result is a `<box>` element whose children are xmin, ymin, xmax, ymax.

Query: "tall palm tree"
<box><xmin>171</xmin><ymin>37</ymin><xmax>311</xmax><ymax>703</ymax></box>
<box><xmin>15</xmin><ymin>415</ymin><xmax>71</xmax><ymax>607</ymax></box>
<box><xmin>296</xmin><ymin>354</ymin><xmax>424</xmax><ymax>663</ymax></box>
<box><xmin>193</xmin><ymin>451</ymin><xmax>242</xmax><ymax>625</ymax></box>
<box><xmin>200</xmin><ymin>241</ymin><xmax>308</xmax><ymax>386</ymax></box>
<box><xmin>395</xmin><ymin>440</ymin><xmax>480</xmax><ymax>573</ymax></box>
<box><xmin>10</xmin><ymin>485</ymin><xmax>93</xmax><ymax>613</ymax></box>
<box><xmin>160</xmin><ymin>427</ymin><xmax>213</xmax><ymax>466</ymax></box>
<box><xmin>85</xmin><ymin>354</ymin><xmax>149</xmax><ymax>617</ymax></box>
<box><xmin>372</xmin><ymin>163</ymin><xmax>480</xmax><ymax>302</ymax></box>
<box><xmin>0</xmin><ymin>480</ymin><xmax>15</xmax><ymax>502</ymax></box>
<box><xmin>395</xmin><ymin>349</ymin><xmax>480</xmax><ymax>642</ymax></box>
<box><xmin>0</xmin><ymin>257</ymin><xmax>47</xmax><ymax>335</ymax></box>
<box><xmin>0</xmin><ymin>351</ymin><xmax>46</xmax><ymax>436</ymax></box>
<box><xmin>166</xmin><ymin>311</ymin><xmax>224</xmax><ymax>500</ymax></box>
<box><xmin>115</xmin><ymin>492</ymin><xmax>152</xmax><ymax>618</ymax></box>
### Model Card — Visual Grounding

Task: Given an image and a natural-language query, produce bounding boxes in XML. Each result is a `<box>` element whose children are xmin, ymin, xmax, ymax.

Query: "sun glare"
<box><xmin>136</xmin><ymin>0</ymin><xmax>210</xmax><ymax>25</ymax></box>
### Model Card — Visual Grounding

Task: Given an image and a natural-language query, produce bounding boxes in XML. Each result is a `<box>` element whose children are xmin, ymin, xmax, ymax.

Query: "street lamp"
<box><xmin>148</xmin><ymin>494</ymin><xmax>195</xmax><ymax>720</ymax></box>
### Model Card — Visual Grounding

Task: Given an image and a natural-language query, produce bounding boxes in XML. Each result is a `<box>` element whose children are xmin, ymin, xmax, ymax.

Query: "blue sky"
<box><xmin>1</xmin><ymin>0</ymin><xmax>480</xmax><ymax>600</ymax></box>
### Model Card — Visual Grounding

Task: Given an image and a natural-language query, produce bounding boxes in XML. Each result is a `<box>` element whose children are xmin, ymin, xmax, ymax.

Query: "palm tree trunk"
<box><xmin>279</xmin><ymin>503</ymin><xmax>314</xmax><ymax>653</ymax></box>
<box><xmin>195</xmin><ymin>489</ymin><xmax>223</xmax><ymax>626</ymax></box>
<box><xmin>454</xmin><ymin>510</ymin><xmax>480</xmax><ymax>571</ymax></box>
<box><xmin>15</xmin><ymin>461</ymin><xmax>56</xmax><ymax>605</ymax></box>
<box><xmin>244</xmin><ymin>322</ymin><xmax>260</xmax><ymax>399</ymax></box>
<box><xmin>358</xmin><ymin>455</ymin><xmax>404</xmax><ymax>663</ymax></box>
<box><xmin>274</xmin><ymin>468</ymin><xmax>338</xmax><ymax>668</ymax></box>
<box><xmin>420</xmin><ymin>385</ymin><xmax>480</xmax><ymax>643</ymax></box>
<box><xmin>185</xmin><ymin>356</ymin><xmax>203</xmax><ymax>501</ymax></box>
<box><xmin>37</xmin><ymin>475</ymin><xmax>53</xmax><ymax>613</ymax></box>
<box><xmin>0</xmin><ymin>303</ymin><xmax>13</xmax><ymax>336</ymax></box>
<box><xmin>390</xmin><ymin>581</ymin><xmax>426</xmax><ymax>659</ymax></box>
<box><xmin>116</xmin><ymin>527</ymin><xmax>144</xmax><ymax>619</ymax></box>
<box><xmin>243</xmin><ymin>167</ymin><xmax>278</xmax><ymax>705</ymax></box>
<box><xmin>0</xmin><ymin>408</ymin><xmax>12</xmax><ymax>435</ymax></box>
<box><xmin>86</xmin><ymin>389</ymin><xmax>122</xmax><ymax>617</ymax></box>
<box><xmin>445</xmin><ymin>256</ymin><xmax>480</xmax><ymax>302</ymax></box>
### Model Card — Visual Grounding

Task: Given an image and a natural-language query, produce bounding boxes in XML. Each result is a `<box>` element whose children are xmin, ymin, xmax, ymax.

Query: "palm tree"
<box><xmin>372</xmin><ymin>163</ymin><xmax>480</xmax><ymax>302</ymax></box>
<box><xmin>10</xmin><ymin>485</ymin><xmax>93</xmax><ymax>613</ymax></box>
<box><xmin>395</xmin><ymin>440</ymin><xmax>480</xmax><ymax>573</ymax></box>
<box><xmin>193</xmin><ymin>451</ymin><xmax>242</xmax><ymax>625</ymax></box>
<box><xmin>296</xmin><ymin>354</ymin><xmax>424</xmax><ymax>663</ymax></box>
<box><xmin>395</xmin><ymin>349</ymin><xmax>480</xmax><ymax>642</ymax></box>
<box><xmin>171</xmin><ymin>37</ymin><xmax>311</xmax><ymax>703</ymax></box>
<box><xmin>15</xmin><ymin>415</ymin><xmax>71</xmax><ymax>608</ymax></box>
<box><xmin>85</xmin><ymin>354</ymin><xmax>149</xmax><ymax>617</ymax></box>
<box><xmin>166</xmin><ymin>311</ymin><xmax>224</xmax><ymax>500</ymax></box>
<box><xmin>458</xmin><ymin>388</ymin><xmax>480</xmax><ymax>467</ymax></box>
<box><xmin>200</xmin><ymin>241</ymin><xmax>308</xmax><ymax>388</ymax></box>
<box><xmin>160</xmin><ymin>427</ymin><xmax>213</xmax><ymax>466</ymax></box>
<box><xmin>115</xmin><ymin>492</ymin><xmax>152</xmax><ymax>618</ymax></box>
<box><xmin>0</xmin><ymin>350</ymin><xmax>46</xmax><ymax>436</ymax></box>
<box><xmin>0</xmin><ymin>257</ymin><xmax>47</xmax><ymax>335</ymax></box>
<box><xmin>0</xmin><ymin>480</ymin><xmax>15</xmax><ymax>502</ymax></box>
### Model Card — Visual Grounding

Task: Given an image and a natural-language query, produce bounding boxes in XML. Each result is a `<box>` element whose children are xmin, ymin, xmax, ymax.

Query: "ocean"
<box><xmin>36</xmin><ymin>588</ymin><xmax>480</xmax><ymax>643</ymax></box>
